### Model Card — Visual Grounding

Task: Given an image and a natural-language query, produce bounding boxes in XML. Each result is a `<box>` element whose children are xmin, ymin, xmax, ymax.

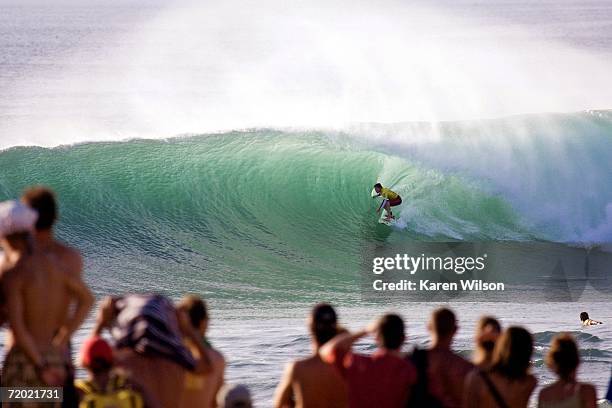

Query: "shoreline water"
<box><xmin>2</xmin><ymin>299</ymin><xmax>608</xmax><ymax>406</ymax></box>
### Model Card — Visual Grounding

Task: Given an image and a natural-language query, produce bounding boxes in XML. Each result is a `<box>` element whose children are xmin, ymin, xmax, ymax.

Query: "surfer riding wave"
<box><xmin>372</xmin><ymin>183</ymin><xmax>402</xmax><ymax>221</ymax></box>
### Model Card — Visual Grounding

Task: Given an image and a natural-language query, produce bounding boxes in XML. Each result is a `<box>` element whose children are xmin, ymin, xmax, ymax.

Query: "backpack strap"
<box><xmin>75</xmin><ymin>379</ymin><xmax>96</xmax><ymax>394</ymax></box>
<box><xmin>479</xmin><ymin>371</ymin><xmax>510</xmax><ymax>408</ymax></box>
<box><xmin>111</xmin><ymin>373</ymin><xmax>124</xmax><ymax>391</ymax></box>
<box><xmin>74</xmin><ymin>379</ymin><xmax>99</xmax><ymax>408</ymax></box>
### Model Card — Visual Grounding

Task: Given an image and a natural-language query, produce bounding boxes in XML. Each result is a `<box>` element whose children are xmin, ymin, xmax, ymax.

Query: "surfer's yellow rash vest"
<box><xmin>380</xmin><ymin>187</ymin><xmax>399</xmax><ymax>200</ymax></box>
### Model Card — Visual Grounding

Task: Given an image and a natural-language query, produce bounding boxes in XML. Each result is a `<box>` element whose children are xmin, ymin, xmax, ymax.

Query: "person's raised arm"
<box><xmin>176</xmin><ymin>307</ymin><xmax>212</xmax><ymax>374</ymax></box>
<box><xmin>92</xmin><ymin>296</ymin><xmax>117</xmax><ymax>336</ymax></box>
<box><xmin>319</xmin><ymin>326</ymin><xmax>371</xmax><ymax>363</ymax></box>
<box><xmin>273</xmin><ymin>362</ymin><xmax>296</xmax><ymax>408</ymax></box>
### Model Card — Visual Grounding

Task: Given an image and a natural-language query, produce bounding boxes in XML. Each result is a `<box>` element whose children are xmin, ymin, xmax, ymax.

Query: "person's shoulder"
<box><xmin>538</xmin><ymin>382</ymin><xmax>556</xmax><ymax>401</ymax></box>
<box><xmin>375</xmin><ymin>352</ymin><xmax>413</xmax><ymax>370</ymax></box>
<box><xmin>291</xmin><ymin>357</ymin><xmax>315</xmax><ymax>376</ymax></box>
<box><xmin>294</xmin><ymin>353</ymin><xmax>322</xmax><ymax>366</ymax></box>
<box><xmin>282</xmin><ymin>360</ymin><xmax>299</xmax><ymax>379</ymax></box>
<box><xmin>1</xmin><ymin>258</ymin><xmax>28</xmax><ymax>284</ymax></box>
<box><xmin>578</xmin><ymin>382</ymin><xmax>596</xmax><ymax>400</ymax></box>
<box><xmin>208</xmin><ymin>347</ymin><xmax>225</xmax><ymax>366</ymax></box>
<box><xmin>344</xmin><ymin>351</ymin><xmax>367</xmax><ymax>367</ymax></box>
<box><xmin>448</xmin><ymin>350</ymin><xmax>473</xmax><ymax>373</ymax></box>
<box><xmin>54</xmin><ymin>242</ymin><xmax>83</xmax><ymax>265</ymax></box>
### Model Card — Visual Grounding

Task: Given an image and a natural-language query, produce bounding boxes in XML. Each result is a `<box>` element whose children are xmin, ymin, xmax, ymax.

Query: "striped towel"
<box><xmin>111</xmin><ymin>294</ymin><xmax>196</xmax><ymax>370</ymax></box>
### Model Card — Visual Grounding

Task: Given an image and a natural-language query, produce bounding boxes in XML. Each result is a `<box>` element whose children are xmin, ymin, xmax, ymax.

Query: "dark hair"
<box><xmin>579</xmin><ymin>312</ymin><xmax>589</xmax><ymax>322</ymax></box>
<box><xmin>310</xmin><ymin>303</ymin><xmax>338</xmax><ymax>346</ymax></box>
<box><xmin>374</xmin><ymin>183</ymin><xmax>382</xmax><ymax>189</ymax></box>
<box><xmin>4</xmin><ymin>232</ymin><xmax>33</xmax><ymax>254</ymax></box>
<box><xmin>90</xmin><ymin>358</ymin><xmax>113</xmax><ymax>374</ymax></box>
<box><xmin>477</xmin><ymin>316</ymin><xmax>501</xmax><ymax>352</ymax></box>
<box><xmin>478</xmin><ymin>316</ymin><xmax>501</xmax><ymax>333</ymax></box>
<box><xmin>21</xmin><ymin>187</ymin><xmax>57</xmax><ymax>230</ymax></box>
<box><xmin>491</xmin><ymin>326</ymin><xmax>533</xmax><ymax>380</ymax></box>
<box><xmin>432</xmin><ymin>308</ymin><xmax>457</xmax><ymax>338</ymax></box>
<box><xmin>546</xmin><ymin>333</ymin><xmax>579</xmax><ymax>381</ymax></box>
<box><xmin>378</xmin><ymin>314</ymin><xmax>405</xmax><ymax>350</ymax></box>
<box><xmin>179</xmin><ymin>295</ymin><xmax>208</xmax><ymax>328</ymax></box>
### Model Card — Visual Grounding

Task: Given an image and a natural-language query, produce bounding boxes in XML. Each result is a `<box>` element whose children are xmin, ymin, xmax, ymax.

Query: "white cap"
<box><xmin>0</xmin><ymin>200</ymin><xmax>38</xmax><ymax>237</ymax></box>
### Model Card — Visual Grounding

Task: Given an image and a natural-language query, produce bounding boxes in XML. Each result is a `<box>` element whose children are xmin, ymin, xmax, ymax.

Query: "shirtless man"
<box><xmin>424</xmin><ymin>308</ymin><xmax>474</xmax><ymax>408</ymax></box>
<box><xmin>0</xmin><ymin>200</ymin><xmax>93</xmax><ymax>394</ymax></box>
<box><xmin>274</xmin><ymin>303</ymin><xmax>348</xmax><ymax>408</ymax></box>
<box><xmin>21</xmin><ymin>187</ymin><xmax>83</xmax><ymax>281</ymax></box>
<box><xmin>22</xmin><ymin>186</ymin><xmax>92</xmax><ymax>405</ymax></box>
<box><xmin>179</xmin><ymin>295</ymin><xmax>225</xmax><ymax>408</ymax></box>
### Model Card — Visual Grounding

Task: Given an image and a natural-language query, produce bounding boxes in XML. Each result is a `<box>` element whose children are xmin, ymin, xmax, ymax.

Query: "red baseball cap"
<box><xmin>80</xmin><ymin>336</ymin><xmax>113</xmax><ymax>368</ymax></box>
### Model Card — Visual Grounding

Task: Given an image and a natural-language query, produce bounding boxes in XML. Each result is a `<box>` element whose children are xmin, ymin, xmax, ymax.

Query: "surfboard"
<box><xmin>378</xmin><ymin>209</ymin><xmax>396</xmax><ymax>226</ymax></box>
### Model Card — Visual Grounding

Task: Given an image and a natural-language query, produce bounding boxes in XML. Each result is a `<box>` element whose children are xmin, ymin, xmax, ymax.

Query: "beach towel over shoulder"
<box><xmin>111</xmin><ymin>294</ymin><xmax>195</xmax><ymax>370</ymax></box>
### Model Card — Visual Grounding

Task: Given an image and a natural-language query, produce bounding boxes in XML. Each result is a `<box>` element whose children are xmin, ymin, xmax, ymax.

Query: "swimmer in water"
<box><xmin>580</xmin><ymin>312</ymin><xmax>602</xmax><ymax>326</ymax></box>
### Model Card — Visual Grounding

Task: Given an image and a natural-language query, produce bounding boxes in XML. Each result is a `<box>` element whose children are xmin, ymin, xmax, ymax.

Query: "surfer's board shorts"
<box><xmin>2</xmin><ymin>346</ymin><xmax>68</xmax><ymax>408</ymax></box>
<box><xmin>383</xmin><ymin>196</ymin><xmax>402</xmax><ymax>207</ymax></box>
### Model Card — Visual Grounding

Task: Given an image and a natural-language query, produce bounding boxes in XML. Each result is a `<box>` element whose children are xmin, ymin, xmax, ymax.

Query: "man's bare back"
<box><xmin>2</xmin><ymin>248</ymin><xmax>92</xmax><ymax>358</ymax></box>
<box><xmin>16</xmin><ymin>186</ymin><xmax>94</xmax><ymax>350</ymax></box>
<box><xmin>427</xmin><ymin>348</ymin><xmax>473</xmax><ymax>408</ymax></box>
<box><xmin>274</xmin><ymin>303</ymin><xmax>348</xmax><ymax>408</ymax></box>
<box><xmin>279</xmin><ymin>355</ymin><xmax>348</xmax><ymax>408</ymax></box>
<box><xmin>34</xmin><ymin>237</ymin><xmax>85</xmax><ymax>331</ymax></box>
<box><xmin>36</xmin><ymin>237</ymin><xmax>82</xmax><ymax>278</ymax></box>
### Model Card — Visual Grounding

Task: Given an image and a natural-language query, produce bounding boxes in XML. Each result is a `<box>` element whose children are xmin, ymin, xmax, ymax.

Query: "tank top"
<box><xmin>539</xmin><ymin>386</ymin><xmax>582</xmax><ymax>408</ymax></box>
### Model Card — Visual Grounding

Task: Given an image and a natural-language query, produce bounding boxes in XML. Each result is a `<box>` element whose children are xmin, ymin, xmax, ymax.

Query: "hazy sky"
<box><xmin>1</xmin><ymin>0</ymin><xmax>612</xmax><ymax>146</ymax></box>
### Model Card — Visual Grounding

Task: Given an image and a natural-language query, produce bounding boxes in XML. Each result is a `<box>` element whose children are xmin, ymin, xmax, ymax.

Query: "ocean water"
<box><xmin>1</xmin><ymin>1</ymin><xmax>612</xmax><ymax>406</ymax></box>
